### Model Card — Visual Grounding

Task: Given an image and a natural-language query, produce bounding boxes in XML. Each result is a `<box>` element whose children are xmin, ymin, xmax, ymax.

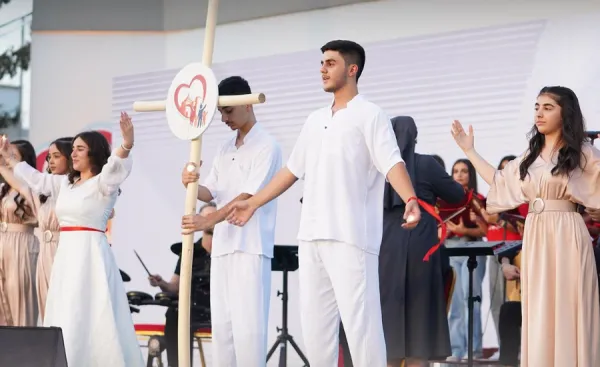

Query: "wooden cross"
<box><xmin>132</xmin><ymin>1</ymin><xmax>266</xmax><ymax>365</ymax></box>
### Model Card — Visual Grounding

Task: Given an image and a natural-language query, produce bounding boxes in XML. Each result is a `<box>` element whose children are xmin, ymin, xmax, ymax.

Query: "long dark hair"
<box><xmin>68</xmin><ymin>131</ymin><xmax>111</xmax><ymax>185</ymax></box>
<box><xmin>519</xmin><ymin>86</ymin><xmax>586</xmax><ymax>180</ymax></box>
<box><xmin>452</xmin><ymin>158</ymin><xmax>478</xmax><ymax>193</ymax></box>
<box><xmin>0</xmin><ymin>140</ymin><xmax>36</xmax><ymax>220</ymax></box>
<box><xmin>40</xmin><ymin>136</ymin><xmax>74</xmax><ymax>204</ymax></box>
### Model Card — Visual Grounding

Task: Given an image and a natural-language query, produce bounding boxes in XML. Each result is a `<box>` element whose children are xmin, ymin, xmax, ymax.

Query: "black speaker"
<box><xmin>0</xmin><ymin>326</ymin><xmax>68</xmax><ymax>367</ymax></box>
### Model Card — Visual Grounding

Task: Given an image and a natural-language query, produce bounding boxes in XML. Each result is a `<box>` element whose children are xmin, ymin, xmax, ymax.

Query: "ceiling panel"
<box><xmin>32</xmin><ymin>0</ymin><xmax>375</xmax><ymax>32</ymax></box>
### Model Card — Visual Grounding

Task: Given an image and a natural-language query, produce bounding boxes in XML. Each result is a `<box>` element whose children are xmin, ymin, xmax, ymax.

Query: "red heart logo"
<box><xmin>173</xmin><ymin>74</ymin><xmax>209</xmax><ymax>128</ymax></box>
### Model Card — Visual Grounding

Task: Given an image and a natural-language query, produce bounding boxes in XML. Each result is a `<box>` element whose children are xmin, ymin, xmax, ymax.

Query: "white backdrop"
<box><xmin>108</xmin><ymin>14</ymin><xmax>600</xmax><ymax>366</ymax></box>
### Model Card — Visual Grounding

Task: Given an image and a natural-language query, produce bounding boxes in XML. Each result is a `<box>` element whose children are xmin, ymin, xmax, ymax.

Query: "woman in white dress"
<box><xmin>0</xmin><ymin>112</ymin><xmax>144</xmax><ymax>367</ymax></box>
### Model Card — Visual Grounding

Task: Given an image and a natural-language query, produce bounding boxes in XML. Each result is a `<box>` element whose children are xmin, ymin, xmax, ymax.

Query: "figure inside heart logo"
<box><xmin>173</xmin><ymin>74</ymin><xmax>209</xmax><ymax>128</ymax></box>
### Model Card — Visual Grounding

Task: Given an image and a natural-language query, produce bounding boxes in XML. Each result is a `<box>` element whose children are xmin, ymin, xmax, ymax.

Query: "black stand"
<box><xmin>267</xmin><ymin>245</ymin><xmax>309</xmax><ymax>367</ymax></box>
<box><xmin>445</xmin><ymin>241</ymin><xmax>496</xmax><ymax>367</ymax></box>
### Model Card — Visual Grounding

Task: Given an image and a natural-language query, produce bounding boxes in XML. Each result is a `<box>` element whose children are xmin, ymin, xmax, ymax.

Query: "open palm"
<box><xmin>451</xmin><ymin>119</ymin><xmax>474</xmax><ymax>152</ymax></box>
<box><xmin>227</xmin><ymin>200</ymin><xmax>256</xmax><ymax>227</ymax></box>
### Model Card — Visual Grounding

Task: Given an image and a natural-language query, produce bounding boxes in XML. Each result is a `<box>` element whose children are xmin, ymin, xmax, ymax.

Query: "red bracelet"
<box><xmin>407</xmin><ymin>196</ymin><xmax>417</xmax><ymax>203</ymax></box>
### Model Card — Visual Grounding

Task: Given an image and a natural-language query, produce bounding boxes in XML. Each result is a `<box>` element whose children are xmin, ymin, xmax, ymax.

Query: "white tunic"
<box><xmin>287</xmin><ymin>94</ymin><xmax>403</xmax><ymax>255</ymax></box>
<box><xmin>203</xmin><ymin>123</ymin><xmax>282</xmax><ymax>258</ymax></box>
<box><xmin>14</xmin><ymin>155</ymin><xmax>144</xmax><ymax>367</ymax></box>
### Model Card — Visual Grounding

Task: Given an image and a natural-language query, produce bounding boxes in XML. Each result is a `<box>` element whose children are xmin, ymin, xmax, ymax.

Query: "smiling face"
<box><xmin>71</xmin><ymin>137</ymin><xmax>91</xmax><ymax>173</ymax></box>
<box><xmin>320</xmin><ymin>50</ymin><xmax>358</xmax><ymax>93</ymax></box>
<box><xmin>534</xmin><ymin>94</ymin><xmax>563</xmax><ymax>136</ymax></box>
<box><xmin>47</xmin><ymin>143</ymin><xmax>69</xmax><ymax>174</ymax></box>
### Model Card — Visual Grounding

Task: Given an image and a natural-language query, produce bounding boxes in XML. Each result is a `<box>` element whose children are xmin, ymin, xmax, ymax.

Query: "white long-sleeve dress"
<box><xmin>13</xmin><ymin>153</ymin><xmax>144</xmax><ymax>367</ymax></box>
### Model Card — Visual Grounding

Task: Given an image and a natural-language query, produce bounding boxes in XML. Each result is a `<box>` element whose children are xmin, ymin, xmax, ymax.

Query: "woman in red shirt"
<box><xmin>444</xmin><ymin>159</ymin><xmax>488</xmax><ymax>361</ymax></box>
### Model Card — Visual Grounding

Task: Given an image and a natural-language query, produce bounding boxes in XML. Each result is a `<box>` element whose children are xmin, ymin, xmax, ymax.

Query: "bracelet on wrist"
<box><xmin>407</xmin><ymin>196</ymin><xmax>417</xmax><ymax>204</ymax></box>
<box><xmin>121</xmin><ymin>143</ymin><xmax>133</xmax><ymax>151</ymax></box>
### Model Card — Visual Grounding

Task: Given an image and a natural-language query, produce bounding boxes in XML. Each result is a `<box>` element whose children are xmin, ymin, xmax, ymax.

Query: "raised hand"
<box><xmin>226</xmin><ymin>200</ymin><xmax>257</xmax><ymax>227</ymax></box>
<box><xmin>0</xmin><ymin>135</ymin><xmax>10</xmax><ymax>156</ymax></box>
<box><xmin>451</xmin><ymin>119</ymin><xmax>474</xmax><ymax>152</ymax></box>
<box><xmin>182</xmin><ymin>161</ymin><xmax>202</xmax><ymax>187</ymax></box>
<box><xmin>120</xmin><ymin>112</ymin><xmax>134</xmax><ymax>149</ymax></box>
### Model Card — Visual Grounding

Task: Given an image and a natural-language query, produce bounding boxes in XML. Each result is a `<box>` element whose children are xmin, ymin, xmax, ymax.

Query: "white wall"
<box><xmin>28</xmin><ymin>33</ymin><xmax>166</xmax><ymax>148</ymax></box>
<box><xmin>29</xmin><ymin>0</ymin><xmax>600</xmax><ymax>149</ymax></box>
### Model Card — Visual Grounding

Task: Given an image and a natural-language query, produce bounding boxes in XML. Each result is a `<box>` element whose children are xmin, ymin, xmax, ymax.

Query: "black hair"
<box><xmin>218</xmin><ymin>76</ymin><xmax>251</xmax><ymax>97</ymax></box>
<box><xmin>320</xmin><ymin>40</ymin><xmax>366</xmax><ymax>81</ymax></box>
<box><xmin>40</xmin><ymin>136</ymin><xmax>74</xmax><ymax>204</ymax></box>
<box><xmin>0</xmin><ymin>140</ymin><xmax>36</xmax><ymax>220</ymax></box>
<box><xmin>519</xmin><ymin>86</ymin><xmax>586</xmax><ymax>180</ymax></box>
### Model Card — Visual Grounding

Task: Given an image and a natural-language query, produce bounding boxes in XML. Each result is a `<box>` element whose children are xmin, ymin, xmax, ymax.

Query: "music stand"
<box><xmin>267</xmin><ymin>245</ymin><xmax>309</xmax><ymax>367</ymax></box>
<box><xmin>444</xmin><ymin>241</ymin><xmax>496</xmax><ymax>367</ymax></box>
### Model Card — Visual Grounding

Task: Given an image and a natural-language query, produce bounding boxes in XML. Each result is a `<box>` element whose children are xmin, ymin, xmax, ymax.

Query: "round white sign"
<box><xmin>166</xmin><ymin>63</ymin><xmax>219</xmax><ymax>140</ymax></box>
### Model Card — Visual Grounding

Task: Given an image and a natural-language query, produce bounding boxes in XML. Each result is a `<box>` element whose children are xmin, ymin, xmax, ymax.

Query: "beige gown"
<box><xmin>0</xmin><ymin>184</ymin><xmax>39</xmax><ymax>326</ymax></box>
<box><xmin>487</xmin><ymin>143</ymin><xmax>600</xmax><ymax>367</ymax></box>
<box><xmin>35</xmin><ymin>196</ymin><xmax>59</xmax><ymax>322</ymax></box>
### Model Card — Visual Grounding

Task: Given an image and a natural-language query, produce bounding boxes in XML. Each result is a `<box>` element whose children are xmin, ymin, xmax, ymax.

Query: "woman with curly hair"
<box><xmin>0</xmin><ymin>139</ymin><xmax>39</xmax><ymax>326</ymax></box>
<box><xmin>451</xmin><ymin>86</ymin><xmax>600</xmax><ymax>366</ymax></box>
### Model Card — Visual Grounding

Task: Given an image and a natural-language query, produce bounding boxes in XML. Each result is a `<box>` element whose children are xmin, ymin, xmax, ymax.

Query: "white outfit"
<box><xmin>287</xmin><ymin>94</ymin><xmax>403</xmax><ymax>366</ymax></box>
<box><xmin>14</xmin><ymin>154</ymin><xmax>144</xmax><ymax>367</ymax></box>
<box><xmin>203</xmin><ymin>123</ymin><xmax>281</xmax><ymax>366</ymax></box>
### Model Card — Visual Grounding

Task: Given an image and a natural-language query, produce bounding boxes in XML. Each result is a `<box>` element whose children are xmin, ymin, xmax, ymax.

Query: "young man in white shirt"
<box><xmin>226</xmin><ymin>40</ymin><xmax>421</xmax><ymax>366</ymax></box>
<box><xmin>180</xmin><ymin>76</ymin><xmax>282</xmax><ymax>367</ymax></box>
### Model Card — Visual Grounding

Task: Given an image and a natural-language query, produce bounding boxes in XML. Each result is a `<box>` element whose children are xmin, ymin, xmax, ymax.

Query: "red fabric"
<box><xmin>437</xmin><ymin>190</ymin><xmax>486</xmax><ymax>238</ymax></box>
<box><xmin>60</xmin><ymin>226</ymin><xmax>105</xmax><ymax>233</ymax></box>
<box><xmin>485</xmin><ymin>204</ymin><xmax>528</xmax><ymax>241</ymax></box>
<box><xmin>415</xmin><ymin>198</ymin><xmax>446</xmax><ymax>262</ymax></box>
<box><xmin>517</xmin><ymin>203</ymin><xmax>529</xmax><ymax>217</ymax></box>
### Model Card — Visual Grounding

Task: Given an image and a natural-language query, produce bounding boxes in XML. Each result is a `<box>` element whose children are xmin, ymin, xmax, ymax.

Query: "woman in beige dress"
<box><xmin>450</xmin><ymin>85</ymin><xmax>600</xmax><ymax>367</ymax></box>
<box><xmin>0</xmin><ymin>137</ymin><xmax>73</xmax><ymax>322</ymax></box>
<box><xmin>0</xmin><ymin>139</ymin><xmax>39</xmax><ymax>326</ymax></box>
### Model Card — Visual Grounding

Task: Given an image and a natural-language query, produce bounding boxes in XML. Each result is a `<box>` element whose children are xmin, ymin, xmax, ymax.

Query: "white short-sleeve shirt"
<box><xmin>202</xmin><ymin>123</ymin><xmax>282</xmax><ymax>258</ymax></box>
<box><xmin>287</xmin><ymin>94</ymin><xmax>403</xmax><ymax>255</ymax></box>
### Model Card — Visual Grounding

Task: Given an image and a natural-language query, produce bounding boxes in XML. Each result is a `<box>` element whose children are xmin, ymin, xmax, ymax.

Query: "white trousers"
<box><xmin>299</xmin><ymin>240</ymin><xmax>386</xmax><ymax>367</ymax></box>
<box><xmin>210</xmin><ymin>252</ymin><xmax>271</xmax><ymax>367</ymax></box>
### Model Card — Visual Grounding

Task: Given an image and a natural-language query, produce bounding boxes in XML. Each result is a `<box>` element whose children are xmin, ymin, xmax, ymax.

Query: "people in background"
<box><xmin>450</xmin><ymin>86</ymin><xmax>600</xmax><ymax>366</ymax></box>
<box><xmin>0</xmin><ymin>139</ymin><xmax>39</xmax><ymax>326</ymax></box>
<box><xmin>149</xmin><ymin>202</ymin><xmax>215</xmax><ymax>367</ymax></box>
<box><xmin>443</xmin><ymin>158</ymin><xmax>488</xmax><ymax>362</ymax></box>
<box><xmin>0</xmin><ymin>137</ymin><xmax>73</xmax><ymax>323</ymax></box>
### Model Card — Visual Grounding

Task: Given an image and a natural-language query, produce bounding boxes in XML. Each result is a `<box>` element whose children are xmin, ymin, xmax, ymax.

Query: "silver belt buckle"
<box><xmin>0</xmin><ymin>222</ymin><xmax>7</xmax><ymax>232</ymax></box>
<box><xmin>43</xmin><ymin>230</ymin><xmax>54</xmax><ymax>242</ymax></box>
<box><xmin>531</xmin><ymin>197</ymin><xmax>545</xmax><ymax>214</ymax></box>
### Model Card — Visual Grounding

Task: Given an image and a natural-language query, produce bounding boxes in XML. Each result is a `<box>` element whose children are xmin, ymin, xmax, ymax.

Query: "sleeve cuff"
<box><xmin>286</xmin><ymin>163</ymin><xmax>303</xmax><ymax>180</ymax></box>
<box><xmin>383</xmin><ymin>156</ymin><xmax>404</xmax><ymax>181</ymax></box>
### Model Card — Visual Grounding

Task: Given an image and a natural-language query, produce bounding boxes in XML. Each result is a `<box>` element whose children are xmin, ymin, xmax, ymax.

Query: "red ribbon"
<box><xmin>416</xmin><ymin>198</ymin><xmax>446</xmax><ymax>262</ymax></box>
<box><xmin>421</xmin><ymin>188</ymin><xmax>475</xmax><ymax>261</ymax></box>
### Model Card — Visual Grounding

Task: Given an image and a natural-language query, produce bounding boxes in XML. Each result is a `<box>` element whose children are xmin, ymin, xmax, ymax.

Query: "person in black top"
<box><xmin>148</xmin><ymin>202</ymin><xmax>215</xmax><ymax>367</ymax></box>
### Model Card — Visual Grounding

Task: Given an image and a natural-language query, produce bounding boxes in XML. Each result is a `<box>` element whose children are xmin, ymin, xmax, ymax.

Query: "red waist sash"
<box><xmin>60</xmin><ymin>226</ymin><xmax>105</xmax><ymax>233</ymax></box>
